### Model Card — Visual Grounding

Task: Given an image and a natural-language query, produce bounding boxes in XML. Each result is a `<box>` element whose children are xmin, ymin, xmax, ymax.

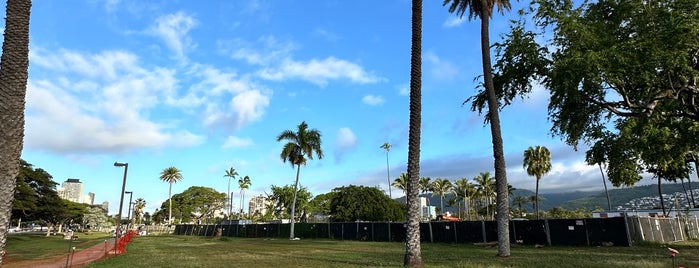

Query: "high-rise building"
<box><xmin>248</xmin><ymin>194</ymin><xmax>271</xmax><ymax>216</ymax></box>
<box><xmin>101</xmin><ymin>201</ymin><xmax>109</xmax><ymax>214</ymax></box>
<box><xmin>57</xmin><ymin>178</ymin><xmax>83</xmax><ymax>203</ymax></box>
<box><xmin>419</xmin><ymin>197</ymin><xmax>436</xmax><ymax>221</ymax></box>
<box><xmin>83</xmin><ymin>192</ymin><xmax>95</xmax><ymax>205</ymax></box>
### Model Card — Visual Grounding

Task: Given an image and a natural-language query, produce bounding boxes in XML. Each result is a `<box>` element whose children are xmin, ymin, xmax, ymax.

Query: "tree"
<box><xmin>307</xmin><ymin>192</ymin><xmax>334</xmax><ymax>221</ymax></box>
<box><xmin>419</xmin><ymin>177</ymin><xmax>432</xmax><ymax>219</ymax></box>
<box><xmin>393</xmin><ymin>173</ymin><xmax>409</xmax><ymax>196</ymax></box>
<box><xmin>223</xmin><ymin>167</ymin><xmax>238</xmax><ymax>219</ymax></box>
<box><xmin>512</xmin><ymin>195</ymin><xmax>529</xmax><ymax>218</ymax></box>
<box><xmin>431</xmin><ymin>178</ymin><xmax>453</xmax><ymax>214</ymax></box>
<box><xmin>474</xmin><ymin>172</ymin><xmax>495</xmax><ymax>219</ymax></box>
<box><xmin>444</xmin><ymin>0</ymin><xmax>513</xmax><ymax>257</ymax></box>
<box><xmin>277</xmin><ymin>121</ymin><xmax>323</xmax><ymax>240</ymax></box>
<box><xmin>133</xmin><ymin>198</ymin><xmax>146</xmax><ymax>224</ymax></box>
<box><xmin>452</xmin><ymin>178</ymin><xmax>475</xmax><ymax>220</ymax></box>
<box><xmin>238</xmin><ymin>175</ymin><xmax>251</xmax><ymax>217</ymax></box>
<box><xmin>523</xmin><ymin>146</ymin><xmax>552</xmax><ymax>219</ymax></box>
<box><xmin>329</xmin><ymin>185</ymin><xmax>406</xmax><ymax>222</ymax></box>
<box><xmin>82</xmin><ymin>206</ymin><xmax>109</xmax><ymax>232</ymax></box>
<box><xmin>405</xmin><ymin>0</ymin><xmax>424</xmax><ymax>265</ymax></box>
<box><xmin>159</xmin><ymin>166</ymin><xmax>183</xmax><ymax>225</ymax></box>
<box><xmin>157</xmin><ymin>186</ymin><xmax>226</xmax><ymax>224</ymax></box>
<box><xmin>0</xmin><ymin>0</ymin><xmax>31</xmax><ymax>263</ymax></box>
<box><xmin>267</xmin><ymin>184</ymin><xmax>312</xmax><ymax>220</ymax></box>
<box><xmin>381</xmin><ymin>142</ymin><xmax>393</xmax><ymax>198</ymax></box>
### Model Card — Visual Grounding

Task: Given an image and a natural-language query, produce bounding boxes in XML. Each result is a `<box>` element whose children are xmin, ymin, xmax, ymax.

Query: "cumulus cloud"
<box><xmin>146</xmin><ymin>11</ymin><xmax>197</xmax><ymax>59</ymax></box>
<box><xmin>443</xmin><ymin>16</ymin><xmax>465</xmax><ymax>28</ymax></box>
<box><xmin>258</xmin><ymin>57</ymin><xmax>384</xmax><ymax>86</ymax></box>
<box><xmin>222</xmin><ymin>136</ymin><xmax>254</xmax><ymax>148</ymax></box>
<box><xmin>362</xmin><ymin>95</ymin><xmax>384</xmax><ymax>106</ymax></box>
<box><xmin>424</xmin><ymin>51</ymin><xmax>459</xmax><ymax>80</ymax></box>
<box><xmin>222</xmin><ymin>35</ymin><xmax>297</xmax><ymax>66</ymax></box>
<box><xmin>334</xmin><ymin>127</ymin><xmax>358</xmax><ymax>163</ymax></box>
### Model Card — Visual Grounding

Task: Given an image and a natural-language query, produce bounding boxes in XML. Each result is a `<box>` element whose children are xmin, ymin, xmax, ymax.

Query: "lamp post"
<box><xmin>114</xmin><ymin>162</ymin><xmax>128</xmax><ymax>255</ymax></box>
<box><xmin>125</xmin><ymin>191</ymin><xmax>133</xmax><ymax>231</ymax></box>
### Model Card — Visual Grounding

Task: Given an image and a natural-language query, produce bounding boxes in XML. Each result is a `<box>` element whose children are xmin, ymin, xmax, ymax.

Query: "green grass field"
<box><xmin>77</xmin><ymin>236</ymin><xmax>699</xmax><ymax>268</ymax></box>
<box><xmin>6</xmin><ymin>233</ymin><xmax>699</xmax><ymax>267</ymax></box>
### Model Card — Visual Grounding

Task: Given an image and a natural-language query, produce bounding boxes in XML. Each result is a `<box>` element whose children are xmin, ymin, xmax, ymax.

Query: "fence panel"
<box><xmin>454</xmin><ymin>221</ymin><xmax>484</xmax><ymax>244</ymax></box>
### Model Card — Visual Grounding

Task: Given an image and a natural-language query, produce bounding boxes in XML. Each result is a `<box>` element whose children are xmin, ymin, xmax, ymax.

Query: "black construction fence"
<box><xmin>173</xmin><ymin>216</ymin><xmax>648</xmax><ymax>247</ymax></box>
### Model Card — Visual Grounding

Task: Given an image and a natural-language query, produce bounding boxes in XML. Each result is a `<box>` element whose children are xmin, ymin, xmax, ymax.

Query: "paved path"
<box><xmin>6</xmin><ymin>238</ymin><xmax>116</xmax><ymax>268</ymax></box>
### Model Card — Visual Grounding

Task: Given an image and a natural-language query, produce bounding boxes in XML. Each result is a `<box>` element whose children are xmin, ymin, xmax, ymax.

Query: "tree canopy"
<box><xmin>155</xmin><ymin>186</ymin><xmax>226</xmax><ymax>224</ymax></box>
<box><xmin>328</xmin><ymin>185</ymin><xmax>405</xmax><ymax>222</ymax></box>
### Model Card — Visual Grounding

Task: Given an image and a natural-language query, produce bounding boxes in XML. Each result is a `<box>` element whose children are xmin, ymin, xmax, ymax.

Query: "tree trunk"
<box><xmin>479</xmin><ymin>0</ymin><xmax>510</xmax><ymax>257</ymax></box>
<box><xmin>404</xmin><ymin>0</ymin><xmax>423</xmax><ymax>266</ymax></box>
<box><xmin>535</xmin><ymin>178</ymin><xmax>540</xmax><ymax>220</ymax></box>
<box><xmin>598</xmin><ymin>163</ymin><xmax>612</xmax><ymax>211</ymax></box>
<box><xmin>658</xmin><ymin>176</ymin><xmax>666</xmax><ymax>216</ymax></box>
<box><xmin>289</xmin><ymin>164</ymin><xmax>301</xmax><ymax>240</ymax></box>
<box><xmin>227</xmin><ymin>178</ymin><xmax>231</xmax><ymax>218</ymax></box>
<box><xmin>168</xmin><ymin>182</ymin><xmax>173</xmax><ymax>224</ymax></box>
<box><xmin>386</xmin><ymin>150</ymin><xmax>392</xmax><ymax>199</ymax></box>
<box><xmin>0</xmin><ymin>0</ymin><xmax>31</xmax><ymax>264</ymax></box>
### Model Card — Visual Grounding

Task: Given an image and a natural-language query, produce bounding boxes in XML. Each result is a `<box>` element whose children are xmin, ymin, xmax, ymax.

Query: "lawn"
<box><xmin>78</xmin><ymin>236</ymin><xmax>699</xmax><ymax>268</ymax></box>
<box><xmin>5</xmin><ymin>232</ymin><xmax>112</xmax><ymax>260</ymax></box>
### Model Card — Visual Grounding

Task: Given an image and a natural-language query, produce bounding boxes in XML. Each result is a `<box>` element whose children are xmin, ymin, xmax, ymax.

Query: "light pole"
<box><xmin>125</xmin><ymin>191</ymin><xmax>133</xmax><ymax>231</ymax></box>
<box><xmin>114</xmin><ymin>162</ymin><xmax>128</xmax><ymax>255</ymax></box>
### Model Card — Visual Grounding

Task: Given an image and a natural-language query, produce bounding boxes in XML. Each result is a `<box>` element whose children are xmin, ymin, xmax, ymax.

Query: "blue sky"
<box><xmin>18</xmin><ymin>0</ymin><xmax>658</xmax><ymax>215</ymax></box>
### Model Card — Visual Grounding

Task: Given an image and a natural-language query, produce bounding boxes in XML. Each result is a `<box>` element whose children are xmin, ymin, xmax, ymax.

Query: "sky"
<box><xmin>17</xmin><ymin>0</ymin><xmax>660</xmax><ymax>215</ymax></box>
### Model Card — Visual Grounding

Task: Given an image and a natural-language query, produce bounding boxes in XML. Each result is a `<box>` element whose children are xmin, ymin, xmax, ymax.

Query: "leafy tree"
<box><xmin>277</xmin><ymin>121</ymin><xmax>323</xmax><ymax>239</ymax></box>
<box><xmin>238</xmin><ymin>175</ymin><xmax>251</xmax><ymax>216</ymax></box>
<box><xmin>444</xmin><ymin>0</ymin><xmax>513</xmax><ymax>257</ymax></box>
<box><xmin>405</xmin><ymin>0</ymin><xmax>424</xmax><ymax>265</ymax></box>
<box><xmin>523</xmin><ymin>146</ymin><xmax>552</xmax><ymax>219</ymax></box>
<box><xmin>267</xmin><ymin>184</ymin><xmax>312</xmax><ymax>221</ymax></box>
<box><xmin>329</xmin><ymin>185</ymin><xmax>405</xmax><ymax>222</ymax></box>
<box><xmin>431</xmin><ymin>178</ymin><xmax>453</xmax><ymax>214</ymax></box>
<box><xmin>159</xmin><ymin>166</ymin><xmax>183</xmax><ymax>224</ymax></box>
<box><xmin>157</xmin><ymin>186</ymin><xmax>226</xmax><ymax>224</ymax></box>
<box><xmin>82</xmin><ymin>206</ymin><xmax>109</xmax><ymax>231</ymax></box>
<box><xmin>307</xmin><ymin>192</ymin><xmax>334</xmax><ymax>221</ymax></box>
<box><xmin>381</xmin><ymin>142</ymin><xmax>393</xmax><ymax>198</ymax></box>
<box><xmin>0</xmin><ymin>0</ymin><xmax>31</xmax><ymax>263</ymax></box>
<box><xmin>223</xmin><ymin>167</ymin><xmax>238</xmax><ymax>218</ymax></box>
<box><xmin>393</xmin><ymin>173</ymin><xmax>408</xmax><ymax>196</ymax></box>
<box><xmin>511</xmin><ymin>195</ymin><xmax>529</xmax><ymax>218</ymax></box>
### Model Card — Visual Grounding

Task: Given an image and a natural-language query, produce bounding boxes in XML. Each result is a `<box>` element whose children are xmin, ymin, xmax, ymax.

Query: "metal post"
<box><xmin>114</xmin><ymin>162</ymin><xmax>129</xmax><ymax>255</ymax></box>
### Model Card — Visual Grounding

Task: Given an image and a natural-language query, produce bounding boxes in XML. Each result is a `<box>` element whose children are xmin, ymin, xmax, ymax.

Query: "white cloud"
<box><xmin>443</xmin><ymin>16</ymin><xmax>465</xmax><ymax>28</ymax></box>
<box><xmin>258</xmin><ymin>57</ymin><xmax>384</xmax><ymax>86</ymax></box>
<box><xmin>397</xmin><ymin>83</ymin><xmax>409</xmax><ymax>96</ymax></box>
<box><xmin>362</xmin><ymin>95</ymin><xmax>385</xmax><ymax>106</ymax></box>
<box><xmin>334</xmin><ymin>127</ymin><xmax>358</xmax><ymax>163</ymax></box>
<box><xmin>222</xmin><ymin>36</ymin><xmax>296</xmax><ymax>66</ymax></box>
<box><xmin>424</xmin><ymin>51</ymin><xmax>459</xmax><ymax>80</ymax></box>
<box><xmin>31</xmin><ymin>48</ymin><xmax>140</xmax><ymax>81</ymax></box>
<box><xmin>146</xmin><ymin>11</ymin><xmax>197</xmax><ymax>59</ymax></box>
<box><xmin>222</xmin><ymin>136</ymin><xmax>254</xmax><ymax>148</ymax></box>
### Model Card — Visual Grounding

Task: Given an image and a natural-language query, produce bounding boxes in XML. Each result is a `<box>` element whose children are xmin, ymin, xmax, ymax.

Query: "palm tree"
<box><xmin>0</xmin><ymin>0</ymin><xmax>31</xmax><ymax>264</ymax></box>
<box><xmin>474</xmin><ymin>172</ymin><xmax>495</xmax><ymax>219</ymax></box>
<box><xmin>159</xmin><ymin>166</ymin><xmax>183</xmax><ymax>225</ymax></box>
<box><xmin>452</xmin><ymin>178</ymin><xmax>475</xmax><ymax>220</ymax></box>
<box><xmin>512</xmin><ymin>196</ymin><xmax>529</xmax><ymax>218</ymax></box>
<box><xmin>381</xmin><ymin>142</ymin><xmax>393</xmax><ymax>198</ymax></box>
<box><xmin>431</xmin><ymin>178</ymin><xmax>453</xmax><ymax>214</ymax></box>
<box><xmin>133</xmin><ymin>198</ymin><xmax>146</xmax><ymax>224</ymax></box>
<box><xmin>523</xmin><ymin>145</ymin><xmax>552</xmax><ymax>220</ymax></box>
<box><xmin>444</xmin><ymin>0</ymin><xmax>512</xmax><ymax>257</ymax></box>
<box><xmin>393</xmin><ymin>173</ymin><xmax>409</xmax><ymax>196</ymax></box>
<box><xmin>238</xmin><ymin>175</ymin><xmax>251</xmax><ymax>217</ymax></box>
<box><xmin>223</xmin><ymin>167</ymin><xmax>238</xmax><ymax>219</ymax></box>
<box><xmin>404</xmin><ymin>0</ymin><xmax>424</xmax><ymax>265</ymax></box>
<box><xmin>277</xmin><ymin>121</ymin><xmax>323</xmax><ymax>240</ymax></box>
<box><xmin>419</xmin><ymin>177</ymin><xmax>433</xmax><ymax>219</ymax></box>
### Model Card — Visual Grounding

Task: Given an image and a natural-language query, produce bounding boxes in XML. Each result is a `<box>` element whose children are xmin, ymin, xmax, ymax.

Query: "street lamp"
<box><xmin>125</xmin><ymin>191</ymin><xmax>133</xmax><ymax>231</ymax></box>
<box><xmin>114</xmin><ymin>162</ymin><xmax>128</xmax><ymax>255</ymax></box>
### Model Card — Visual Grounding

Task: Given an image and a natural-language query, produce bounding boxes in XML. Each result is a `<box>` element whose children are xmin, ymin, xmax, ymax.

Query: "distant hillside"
<box><xmin>393</xmin><ymin>181</ymin><xmax>699</xmax><ymax>212</ymax></box>
<box><xmin>560</xmin><ymin>182</ymin><xmax>699</xmax><ymax>210</ymax></box>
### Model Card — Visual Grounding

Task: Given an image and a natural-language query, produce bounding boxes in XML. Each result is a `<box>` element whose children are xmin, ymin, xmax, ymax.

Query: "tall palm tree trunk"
<box><xmin>479</xmin><ymin>0</ymin><xmax>510</xmax><ymax>257</ymax></box>
<box><xmin>0</xmin><ymin>1</ymin><xmax>31</xmax><ymax>264</ymax></box>
<box><xmin>168</xmin><ymin>182</ymin><xmax>173</xmax><ymax>224</ymax></box>
<box><xmin>404</xmin><ymin>0</ymin><xmax>423</xmax><ymax>266</ymax></box>
<box><xmin>534</xmin><ymin>177</ymin><xmax>539</xmax><ymax>220</ymax></box>
<box><xmin>289</xmin><ymin>164</ymin><xmax>301</xmax><ymax>239</ymax></box>
<box><xmin>386</xmin><ymin>150</ymin><xmax>392</xmax><ymax>199</ymax></box>
<box><xmin>598</xmin><ymin>164</ymin><xmax>612</xmax><ymax>211</ymax></box>
<box><xmin>227</xmin><ymin>179</ymin><xmax>231</xmax><ymax>218</ymax></box>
